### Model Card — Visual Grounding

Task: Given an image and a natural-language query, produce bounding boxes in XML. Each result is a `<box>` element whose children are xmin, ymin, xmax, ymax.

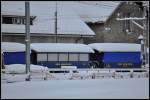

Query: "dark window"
<box><xmin>2</xmin><ymin>16</ymin><xmax>35</xmax><ymax>25</ymax></box>
<box><xmin>2</xmin><ymin>17</ymin><xmax>13</xmax><ymax>24</ymax></box>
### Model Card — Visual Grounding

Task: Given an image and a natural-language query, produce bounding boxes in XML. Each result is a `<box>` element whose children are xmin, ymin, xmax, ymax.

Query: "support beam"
<box><xmin>131</xmin><ymin>20</ymin><xmax>144</xmax><ymax>30</ymax></box>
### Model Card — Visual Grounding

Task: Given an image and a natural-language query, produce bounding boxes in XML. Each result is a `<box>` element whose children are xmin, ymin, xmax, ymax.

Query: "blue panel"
<box><xmin>37</xmin><ymin>61</ymin><xmax>61</xmax><ymax>68</ymax></box>
<box><xmin>103</xmin><ymin>52</ymin><xmax>141</xmax><ymax>63</ymax></box>
<box><xmin>4</xmin><ymin>52</ymin><xmax>25</xmax><ymax>65</ymax></box>
<box><xmin>37</xmin><ymin>61</ymin><xmax>90</xmax><ymax>68</ymax></box>
<box><xmin>70</xmin><ymin>61</ymin><xmax>89</xmax><ymax>68</ymax></box>
<box><xmin>104</xmin><ymin>63</ymin><xmax>141</xmax><ymax>68</ymax></box>
<box><xmin>101</xmin><ymin>52</ymin><xmax>141</xmax><ymax>68</ymax></box>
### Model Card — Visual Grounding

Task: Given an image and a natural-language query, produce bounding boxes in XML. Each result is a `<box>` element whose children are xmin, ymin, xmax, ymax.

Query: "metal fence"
<box><xmin>1</xmin><ymin>68</ymin><xmax>149</xmax><ymax>82</ymax></box>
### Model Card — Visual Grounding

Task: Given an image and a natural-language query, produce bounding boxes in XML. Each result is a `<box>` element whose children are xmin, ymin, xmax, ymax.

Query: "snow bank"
<box><xmin>1</xmin><ymin>78</ymin><xmax>149</xmax><ymax>99</ymax></box>
<box><xmin>5</xmin><ymin>64</ymin><xmax>48</xmax><ymax>73</ymax></box>
<box><xmin>31</xmin><ymin>43</ymin><xmax>94</xmax><ymax>53</ymax></box>
<box><xmin>88</xmin><ymin>43</ymin><xmax>141</xmax><ymax>52</ymax></box>
<box><xmin>2</xmin><ymin>42</ymin><xmax>25</xmax><ymax>52</ymax></box>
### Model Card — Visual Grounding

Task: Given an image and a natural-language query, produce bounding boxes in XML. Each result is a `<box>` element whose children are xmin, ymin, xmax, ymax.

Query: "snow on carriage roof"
<box><xmin>1</xmin><ymin>1</ymin><xmax>95</xmax><ymax>36</ymax></box>
<box><xmin>1</xmin><ymin>42</ymin><xmax>25</xmax><ymax>52</ymax></box>
<box><xmin>31</xmin><ymin>43</ymin><xmax>94</xmax><ymax>53</ymax></box>
<box><xmin>88</xmin><ymin>43</ymin><xmax>141</xmax><ymax>52</ymax></box>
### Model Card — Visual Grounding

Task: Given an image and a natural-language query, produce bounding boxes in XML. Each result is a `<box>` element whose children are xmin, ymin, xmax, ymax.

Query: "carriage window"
<box><xmin>69</xmin><ymin>54</ymin><xmax>78</xmax><ymax>61</ymax></box>
<box><xmin>37</xmin><ymin>54</ymin><xmax>47</xmax><ymax>61</ymax></box>
<box><xmin>48</xmin><ymin>54</ymin><xmax>58</xmax><ymax>61</ymax></box>
<box><xmin>79</xmin><ymin>54</ymin><xmax>89</xmax><ymax>61</ymax></box>
<box><xmin>59</xmin><ymin>54</ymin><xmax>68</xmax><ymax>61</ymax></box>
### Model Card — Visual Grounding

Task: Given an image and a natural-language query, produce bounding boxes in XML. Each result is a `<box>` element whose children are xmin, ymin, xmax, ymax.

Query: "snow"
<box><xmin>66</xmin><ymin>1</ymin><xmax>120</xmax><ymax>23</ymax></box>
<box><xmin>88</xmin><ymin>43</ymin><xmax>141</xmax><ymax>52</ymax></box>
<box><xmin>31</xmin><ymin>43</ymin><xmax>94</xmax><ymax>53</ymax></box>
<box><xmin>5</xmin><ymin>64</ymin><xmax>48</xmax><ymax>74</ymax></box>
<box><xmin>1</xmin><ymin>42</ymin><xmax>25</xmax><ymax>52</ymax></box>
<box><xmin>1</xmin><ymin>1</ymin><xmax>120</xmax><ymax>35</ymax></box>
<box><xmin>1</xmin><ymin>78</ymin><xmax>149</xmax><ymax>99</ymax></box>
<box><xmin>138</xmin><ymin>34</ymin><xmax>144</xmax><ymax>40</ymax></box>
<box><xmin>1</xmin><ymin>1</ymin><xmax>95</xmax><ymax>36</ymax></box>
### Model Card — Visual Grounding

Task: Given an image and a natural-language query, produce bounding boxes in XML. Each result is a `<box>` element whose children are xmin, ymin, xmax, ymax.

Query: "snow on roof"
<box><xmin>31</xmin><ymin>43</ymin><xmax>94</xmax><ymax>53</ymax></box>
<box><xmin>1</xmin><ymin>42</ymin><xmax>25</xmax><ymax>52</ymax></box>
<box><xmin>138</xmin><ymin>34</ymin><xmax>144</xmax><ymax>40</ymax></box>
<box><xmin>88</xmin><ymin>43</ymin><xmax>141</xmax><ymax>52</ymax></box>
<box><xmin>66</xmin><ymin>1</ymin><xmax>120</xmax><ymax>23</ymax></box>
<box><xmin>1</xmin><ymin>1</ymin><xmax>95</xmax><ymax>36</ymax></box>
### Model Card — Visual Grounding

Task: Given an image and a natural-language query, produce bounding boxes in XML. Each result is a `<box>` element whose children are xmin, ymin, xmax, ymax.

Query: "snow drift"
<box><xmin>5</xmin><ymin>64</ymin><xmax>48</xmax><ymax>73</ymax></box>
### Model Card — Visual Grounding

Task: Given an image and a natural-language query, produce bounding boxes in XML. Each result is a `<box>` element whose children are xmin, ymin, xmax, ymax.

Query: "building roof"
<box><xmin>1</xmin><ymin>1</ymin><xmax>120</xmax><ymax>36</ymax></box>
<box><xmin>67</xmin><ymin>1</ymin><xmax>120</xmax><ymax>23</ymax></box>
<box><xmin>1</xmin><ymin>42</ymin><xmax>25</xmax><ymax>52</ymax></box>
<box><xmin>31</xmin><ymin>43</ymin><xmax>94</xmax><ymax>53</ymax></box>
<box><xmin>1</xmin><ymin>1</ymin><xmax>96</xmax><ymax>36</ymax></box>
<box><xmin>88</xmin><ymin>43</ymin><xmax>141</xmax><ymax>52</ymax></box>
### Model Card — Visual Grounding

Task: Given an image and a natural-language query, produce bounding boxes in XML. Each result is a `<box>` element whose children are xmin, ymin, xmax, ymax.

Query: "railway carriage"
<box><xmin>88</xmin><ymin>43</ymin><xmax>141</xmax><ymax>68</ymax></box>
<box><xmin>31</xmin><ymin>43</ymin><xmax>94</xmax><ymax>69</ymax></box>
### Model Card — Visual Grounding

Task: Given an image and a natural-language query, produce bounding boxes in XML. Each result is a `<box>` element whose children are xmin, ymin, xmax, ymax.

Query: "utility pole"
<box><xmin>147</xmin><ymin>2</ymin><xmax>149</xmax><ymax>68</ymax></box>
<box><xmin>142</xmin><ymin>2</ymin><xmax>148</xmax><ymax>68</ymax></box>
<box><xmin>55</xmin><ymin>1</ymin><xmax>58</xmax><ymax>43</ymax></box>
<box><xmin>25</xmin><ymin>1</ymin><xmax>30</xmax><ymax>81</ymax></box>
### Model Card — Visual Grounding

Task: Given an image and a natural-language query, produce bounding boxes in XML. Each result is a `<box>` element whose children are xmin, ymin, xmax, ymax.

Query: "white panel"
<box><xmin>48</xmin><ymin>54</ymin><xmax>58</xmax><ymax>61</ymax></box>
<box><xmin>79</xmin><ymin>54</ymin><xmax>89</xmax><ymax>61</ymax></box>
<box><xmin>69</xmin><ymin>54</ymin><xmax>78</xmax><ymax>61</ymax></box>
<box><xmin>59</xmin><ymin>54</ymin><xmax>68</xmax><ymax>61</ymax></box>
<box><xmin>37</xmin><ymin>54</ymin><xmax>47</xmax><ymax>61</ymax></box>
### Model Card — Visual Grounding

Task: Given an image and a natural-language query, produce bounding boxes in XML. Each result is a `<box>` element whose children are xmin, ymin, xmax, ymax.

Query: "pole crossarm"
<box><xmin>116</xmin><ymin>17</ymin><xmax>146</xmax><ymax>21</ymax></box>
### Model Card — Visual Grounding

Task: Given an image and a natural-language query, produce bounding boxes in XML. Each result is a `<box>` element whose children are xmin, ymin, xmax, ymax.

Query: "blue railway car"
<box><xmin>89</xmin><ymin>43</ymin><xmax>141</xmax><ymax>68</ymax></box>
<box><xmin>2</xmin><ymin>42</ymin><xmax>26</xmax><ymax>65</ymax></box>
<box><xmin>31</xmin><ymin>43</ymin><xmax>94</xmax><ymax>69</ymax></box>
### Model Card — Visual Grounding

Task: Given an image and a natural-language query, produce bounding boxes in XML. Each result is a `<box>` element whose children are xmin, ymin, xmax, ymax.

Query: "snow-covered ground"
<box><xmin>1</xmin><ymin>78</ymin><xmax>149</xmax><ymax>99</ymax></box>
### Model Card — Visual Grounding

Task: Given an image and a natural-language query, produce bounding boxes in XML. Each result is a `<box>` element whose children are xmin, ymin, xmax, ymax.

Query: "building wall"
<box><xmin>85</xmin><ymin>2</ymin><xmax>145</xmax><ymax>44</ymax></box>
<box><xmin>2</xmin><ymin>35</ymin><xmax>83</xmax><ymax>43</ymax></box>
<box><xmin>84</xmin><ymin>23</ymin><xmax>104</xmax><ymax>44</ymax></box>
<box><xmin>104</xmin><ymin>2</ymin><xmax>143</xmax><ymax>43</ymax></box>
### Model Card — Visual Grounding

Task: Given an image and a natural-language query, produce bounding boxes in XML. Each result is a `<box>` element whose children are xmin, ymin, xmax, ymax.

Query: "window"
<box><xmin>48</xmin><ymin>54</ymin><xmax>58</xmax><ymax>61</ymax></box>
<box><xmin>2</xmin><ymin>15</ymin><xmax>35</xmax><ymax>25</ymax></box>
<box><xmin>2</xmin><ymin>17</ymin><xmax>13</xmax><ymax>24</ymax></box>
<box><xmin>37</xmin><ymin>54</ymin><xmax>47</xmax><ymax>61</ymax></box>
<box><xmin>59</xmin><ymin>54</ymin><xmax>68</xmax><ymax>61</ymax></box>
<box><xmin>79</xmin><ymin>54</ymin><xmax>89</xmax><ymax>61</ymax></box>
<box><xmin>69</xmin><ymin>54</ymin><xmax>78</xmax><ymax>61</ymax></box>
